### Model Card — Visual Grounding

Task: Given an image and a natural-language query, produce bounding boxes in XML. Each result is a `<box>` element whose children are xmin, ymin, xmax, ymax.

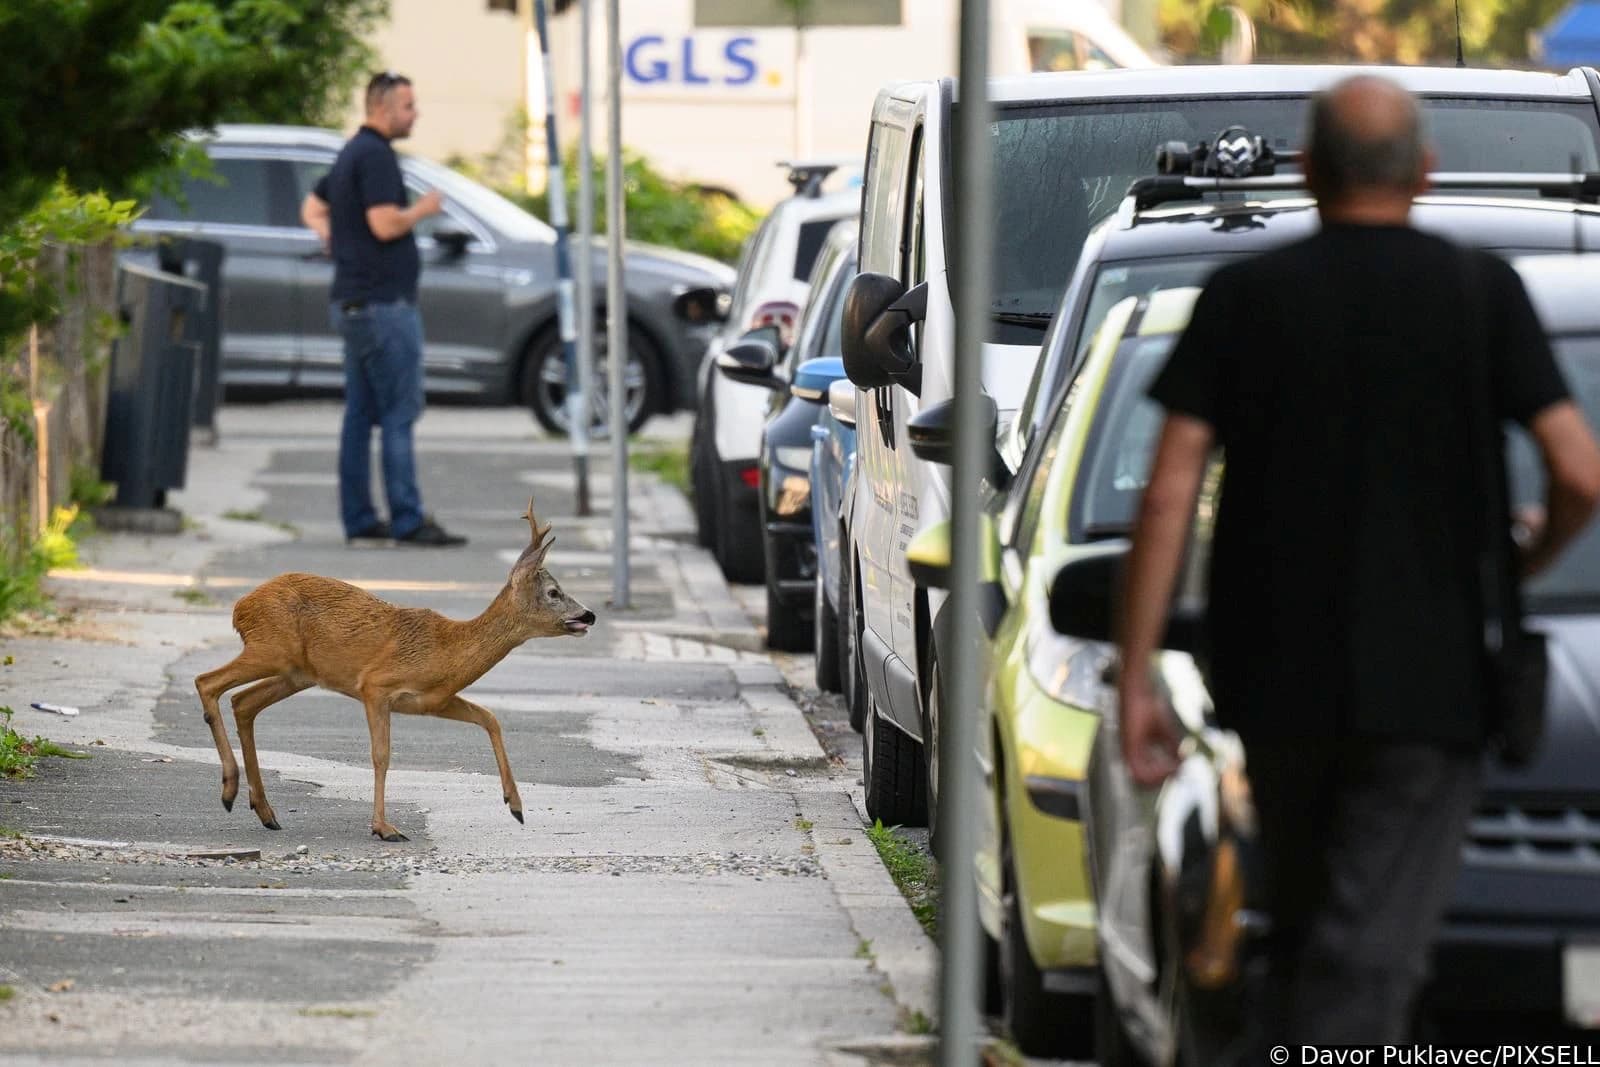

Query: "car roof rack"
<box><xmin>777</xmin><ymin>158</ymin><xmax>855</xmax><ymax>198</ymax></box>
<box><xmin>1119</xmin><ymin>127</ymin><xmax>1600</xmax><ymax>223</ymax></box>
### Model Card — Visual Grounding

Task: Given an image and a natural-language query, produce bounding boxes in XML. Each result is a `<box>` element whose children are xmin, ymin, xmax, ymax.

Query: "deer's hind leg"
<box><xmin>230</xmin><ymin>676</ymin><xmax>311</xmax><ymax>830</ymax></box>
<box><xmin>433</xmin><ymin>696</ymin><xmax>523</xmax><ymax>825</ymax></box>
<box><xmin>195</xmin><ymin>649</ymin><xmax>279</xmax><ymax>812</ymax></box>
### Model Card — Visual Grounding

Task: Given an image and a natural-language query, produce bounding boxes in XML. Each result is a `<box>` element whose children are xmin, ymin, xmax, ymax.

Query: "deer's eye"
<box><xmin>547</xmin><ymin>589</ymin><xmax>559</xmax><ymax>600</ymax></box>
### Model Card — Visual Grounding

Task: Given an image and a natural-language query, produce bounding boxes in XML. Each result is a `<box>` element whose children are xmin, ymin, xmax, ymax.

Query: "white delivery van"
<box><xmin>547</xmin><ymin>0</ymin><xmax>1156</xmax><ymax>207</ymax></box>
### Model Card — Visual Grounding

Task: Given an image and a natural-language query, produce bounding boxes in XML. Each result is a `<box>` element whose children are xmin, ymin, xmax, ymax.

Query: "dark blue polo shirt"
<box><xmin>315</xmin><ymin>126</ymin><xmax>420</xmax><ymax>305</ymax></box>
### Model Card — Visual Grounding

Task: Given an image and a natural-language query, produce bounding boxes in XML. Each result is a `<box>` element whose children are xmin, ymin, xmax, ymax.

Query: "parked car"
<box><xmin>840</xmin><ymin>63</ymin><xmax>1600</xmax><ymax>838</ymax></box>
<box><xmin>688</xmin><ymin>167</ymin><xmax>858</xmax><ymax>582</ymax></box>
<box><xmin>131</xmin><ymin>124</ymin><xmax>735</xmax><ymax>434</ymax></box>
<box><xmin>811</xmin><ymin>319</ymin><xmax>862</xmax><ymax>703</ymax></box>
<box><xmin>716</xmin><ymin>220</ymin><xmax>858</xmax><ymax>650</ymax></box>
<box><xmin>903</xmin><ymin>158</ymin><xmax>1600</xmax><ymax>1057</ymax></box>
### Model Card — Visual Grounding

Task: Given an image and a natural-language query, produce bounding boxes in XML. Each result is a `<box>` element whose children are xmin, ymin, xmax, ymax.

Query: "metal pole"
<box><xmin>606</xmin><ymin>0</ymin><xmax>630</xmax><ymax>607</ymax></box>
<box><xmin>575</xmin><ymin>0</ymin><xmax>597</xmax><ymax>516</ymax></box>
<box><xmin>940</xmin><ymin>0</ymin><xmax>992</xmax><ymax>1062</ymax></box>
<box><xmin>531</xmin><ymin>0</ymin><xmax>589</xmax><ymax>512</ymax></box>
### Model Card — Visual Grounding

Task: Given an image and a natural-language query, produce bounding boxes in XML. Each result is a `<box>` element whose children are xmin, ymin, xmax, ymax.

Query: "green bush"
<box><xmin>450</xmin><ymin>117</ymin><xmax>762</xmax><ymax>264</ymax></box>
<box><xmin>0</xmin><ymin>706</ymin><xmax>90</xmax><ymax>779</ymax></box>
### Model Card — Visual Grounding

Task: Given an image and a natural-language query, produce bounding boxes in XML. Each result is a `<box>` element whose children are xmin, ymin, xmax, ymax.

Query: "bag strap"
<box><xmin>1460</xmin><ymin>250</ymin><xmax>1513</xmax><ymax>656</ymax></box>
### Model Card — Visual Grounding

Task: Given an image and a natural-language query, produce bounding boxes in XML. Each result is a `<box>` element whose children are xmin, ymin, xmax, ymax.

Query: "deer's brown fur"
<box><xmin>194</xmin><ymin>498</ymin><xmax>594</xmax><ymax>841</ymax></box>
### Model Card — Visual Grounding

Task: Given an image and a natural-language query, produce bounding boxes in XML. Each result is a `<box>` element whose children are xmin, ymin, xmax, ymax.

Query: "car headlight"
<box><xmin>1027</xmin><ymin>625</ymin><xmax>1110</xmax><ymax>711</ymax></box>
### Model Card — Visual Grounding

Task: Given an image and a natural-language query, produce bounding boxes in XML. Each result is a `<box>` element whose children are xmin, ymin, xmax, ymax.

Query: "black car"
<box><xmin>132</xmin><ymin>125</ymin><xmax>735</xmax><ymax>434</ymax></box>
<box><xmin>716</xmin><ymin>220</ymin><xmax>858</xmax><ymax>649</ymax></box>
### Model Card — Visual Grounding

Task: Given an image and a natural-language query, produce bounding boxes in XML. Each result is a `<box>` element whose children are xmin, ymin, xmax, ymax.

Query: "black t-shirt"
<box><xmin>315</xmin><ymin>126</ymin><xmax>420</xmax><ymax>304</ymax></box>
<box><xmin>1149</xmin><ymin>224</ymin><xmax>1569</xmax><ymax>748</ymax></box>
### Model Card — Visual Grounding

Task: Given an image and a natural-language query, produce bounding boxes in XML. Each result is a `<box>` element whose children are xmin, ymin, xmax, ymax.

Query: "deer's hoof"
<box><xmin>222</xmin><ymin>796</ymin><xmax>235</xmax><ymax>812</ymax></box>
<box><xmin>510</xmin><ymin>808</ymin><xmax>524</xmax><ymax>825</ymax></box>
<box><xmin>262</xmin><ymin>819</ymin><xmax>282</xmax><ymax>831</ymax></box>
<box><xmin>373</xmin><ymin>828</ymin><xmax>409</xmax><ymax>843</ymax></box>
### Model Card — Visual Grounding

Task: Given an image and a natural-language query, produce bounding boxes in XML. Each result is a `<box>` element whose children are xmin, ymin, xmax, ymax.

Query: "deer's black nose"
<box><xmin>579</xmin><ymin>610</ymin><xmax>596</xmax><ymax>625</ymax></box>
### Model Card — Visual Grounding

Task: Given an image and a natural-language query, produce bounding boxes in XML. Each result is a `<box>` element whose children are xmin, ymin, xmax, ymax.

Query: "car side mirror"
<box><xmin>906</xmin><ymin>516</ymin><xmax>1008</xmax><ymax>635</ymax></box>
<box><xmin>433</xmin><ymin>229</ymin><xmax>473</xmax><ymax>259</ymax></box>
<box><xmin>841</xmin><ymin>273</ymin><xmax>927</xmax><ymax>394</ymax></box>
<box><xmin>673</xmin><ymin>286</ymin><xmax>730</xmax><ymax>324</ymax></box>
<box><xmin>791</xmin><ymin>356</ymin><xmax>846</xmax><ymax>402</ymax></box>
<box><xmin>827</xmin><ymin>378</ymin><xmax>857</xmax><ymax>428</ymax></box>
<box><xmin>716</xmin><ymin>325</ymin><xmax>785</xmax><ymax>391</ymax></box>
<box><xmin>905</xmin><ymin>395</ymin><xmax>1011</xmax><ymax>490</ymax></box>
<box><xmin>1049</xmin><ymin>541</ymin><xmax>1204</xmax><ymax>652</ymax></box>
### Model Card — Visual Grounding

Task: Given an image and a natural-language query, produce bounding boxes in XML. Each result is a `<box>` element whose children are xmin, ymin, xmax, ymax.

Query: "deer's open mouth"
<box><xmin>564</xmin><ymin>618</ymin><xmax>592</xmax><ymax>635</ymax></box>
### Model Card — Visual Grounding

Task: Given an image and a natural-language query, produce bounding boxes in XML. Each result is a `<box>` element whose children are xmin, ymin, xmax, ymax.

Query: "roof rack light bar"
<box><xmin>1127</xmin><ymin>171</ymin><xmax>1600</xmax><ymax>213</ymax></box>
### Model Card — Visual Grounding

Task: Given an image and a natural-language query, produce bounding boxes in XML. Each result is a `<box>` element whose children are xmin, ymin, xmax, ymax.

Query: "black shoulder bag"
<box><xmin>1463</xmin><ymin>252</ymin><xmax>1549</xmax><ymax>769</ymax></box>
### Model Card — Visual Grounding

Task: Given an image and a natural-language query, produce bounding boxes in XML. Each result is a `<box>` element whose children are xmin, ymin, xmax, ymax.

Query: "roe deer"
<box><xmin>194</xmin><ymin>497</ymin><xmax>594</xmax><ymax>842</ymax></box>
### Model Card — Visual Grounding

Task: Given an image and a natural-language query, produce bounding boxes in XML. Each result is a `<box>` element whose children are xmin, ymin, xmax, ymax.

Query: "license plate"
<box><xmin>1564</xmin><ymin>943</ymin><xmax>1600</xmax><ymax>1028</ymax></box>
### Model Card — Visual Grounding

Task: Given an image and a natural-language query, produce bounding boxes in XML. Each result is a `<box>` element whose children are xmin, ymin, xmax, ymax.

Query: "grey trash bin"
<box><xmin>155</xmin><ymin>237</ymin><xmax>227</xmax><ymax>436</ymax></box>
<box><xmin>99</xmin><ymin>259</ymin><xmax>209</xmax><ymax>528</ymax></box>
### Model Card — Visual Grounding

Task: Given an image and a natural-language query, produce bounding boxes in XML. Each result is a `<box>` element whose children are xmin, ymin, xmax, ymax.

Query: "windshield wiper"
<box><xmin>991</xmin><ymin>311</ymin><xmax>1053</xmax><ymax>330</ymax></box>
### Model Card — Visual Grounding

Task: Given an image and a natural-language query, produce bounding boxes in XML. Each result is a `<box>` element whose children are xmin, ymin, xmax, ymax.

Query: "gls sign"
<box><xmin>622</xmin><ymin>33</ymin><xmax>791</xmax><ymax>95</ymax></box>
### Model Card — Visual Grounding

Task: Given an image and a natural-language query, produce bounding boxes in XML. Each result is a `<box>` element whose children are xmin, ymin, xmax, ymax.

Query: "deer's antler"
<box><xmin>522</xmin><ymin>495</ymin><xmax>554</xmax><ymax>554</ymax></box>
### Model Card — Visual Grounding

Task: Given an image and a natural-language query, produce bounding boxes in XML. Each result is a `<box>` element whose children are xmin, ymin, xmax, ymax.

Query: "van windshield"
<box><xmin>982</xmin><ymin>95</ymin><xmax>1600</xmax><ymax>340</ymax></box>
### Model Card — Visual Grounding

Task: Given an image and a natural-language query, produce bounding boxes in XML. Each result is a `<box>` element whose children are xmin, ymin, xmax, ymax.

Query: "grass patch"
<box><xmin>0</xmin><ymin>706</ymin><xmax>90</xmax><ymax>779</ymax></box>
<box><xmin>794</xmin><ymin>817</ymin><xmax>813</xmax><ymax>831</ymax></box>
<box><xmin>901</xmin><ymin>1008</ymin><xmax>934</xmax><ymax>1035</ymax></box>
<box><xmin>222</xmin><ymin>508</ymin><xmax>262</xmax><ymax>522</ymax></box>
<box><xmin>0</xmin><ymin>985</ymin><xmax>14</xmax><ymax>1002</ymax></box>
<box><xmin>298</xmin><ymin>1006</ymin><xmax>376</xmax><ymax>1019</ymax></box>
<box><xmin>172</xmin><ymin>587</ymin><xmax>210</xmax><ymax>605</ymax></box>
<box><xmin>628</xmin><ymin>442</ymin><xmax>690</xmax><ymax>496</ymax></box>
<box><xmin>866</xmin><ymin>819</ymin><xmax>939</xmax><ymax>938</ymax></box>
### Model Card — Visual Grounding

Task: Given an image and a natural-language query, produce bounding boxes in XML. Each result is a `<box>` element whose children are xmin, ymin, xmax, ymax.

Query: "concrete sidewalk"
<box><xmin>0</xmin><ymin>404</ymin><xmax>934</xmax><ymax>1065</ymax></box>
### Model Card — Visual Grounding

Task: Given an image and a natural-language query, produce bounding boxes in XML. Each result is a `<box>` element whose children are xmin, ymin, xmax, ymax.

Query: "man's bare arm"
<box><xmin>1117</xmin><ymin>413</ymin><xmax>1213</xmax><ymax>786</ymax></box>
<box><xmin>300</xmin><ymin>193</ymin><xmax>330</xmax><ymax>245</ymax></box>
<box><xmin>1522</xmin><ymin>400</ymin><xmax>1600</xmax><ymax>576</ymax></box>
<box><xmin>366</xmin><ymin>189</ymin><xmax>443</xmax><ymax>242</ymax></box>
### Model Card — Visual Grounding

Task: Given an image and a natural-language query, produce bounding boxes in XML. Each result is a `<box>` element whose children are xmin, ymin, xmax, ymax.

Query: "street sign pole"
<box><xmin>575</xmin><ymin>0</ymin><xmax>597</xmax><ymax>516</ymax></box>
<box><xmin>940</xmin><ymin>0</ymin><xmax>992</xmax><ymax>1062</ymax></box>
<box><xmin>606</xmin><ymin>0</ymin><xmax>630</xmax><ymax>607</ymax></box>
<box><xmin>531</xmin><ymin>0</ymin><xmax>589</xmax><ymax>513</ymax></box>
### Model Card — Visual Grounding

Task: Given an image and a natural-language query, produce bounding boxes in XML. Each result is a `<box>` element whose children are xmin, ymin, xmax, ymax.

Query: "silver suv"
<box><xmin>133</xmin><ymin>125</ymin><xmax>735</xmax><ymax>434</ymax></box>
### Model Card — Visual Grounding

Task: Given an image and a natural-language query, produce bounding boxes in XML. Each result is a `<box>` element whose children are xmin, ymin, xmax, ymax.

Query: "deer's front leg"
<box><xmin>364</xmin><ymin>698</ymin><xmax>407</xmax><ymax>842</ymax></box>
<box><xmin>434</xmin><ymin>696</ymin><xmax>523</xmax><ymax>824</ymax></box>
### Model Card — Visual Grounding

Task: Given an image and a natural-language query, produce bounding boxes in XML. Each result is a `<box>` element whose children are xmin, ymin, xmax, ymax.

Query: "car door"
<box><xmin>286</xmin><ymin>154</ymin><xmax>341</xmax><ymax>390</ymax></box>
<box><xmin>138</xmin><ymin>153</ymin><xmax>304</xmax><ymax>388</ymax></box>
<box><xmin>887</xmin><ymin>126</ymin><xmax>928</xmax><ymax>677</ymax></box>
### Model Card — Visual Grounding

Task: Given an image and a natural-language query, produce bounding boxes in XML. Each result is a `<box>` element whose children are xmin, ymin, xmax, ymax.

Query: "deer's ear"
<box><xmin>511</xmin><ymin>541</ymin><xmax>543</xmax><ymax>580</ymax></box>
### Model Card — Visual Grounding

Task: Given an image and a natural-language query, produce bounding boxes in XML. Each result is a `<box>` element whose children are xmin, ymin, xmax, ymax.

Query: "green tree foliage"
<box><xmin>1163</xmin><ymin>0</ymin><xmax>1562</xmax><ymax>65</ymax></box>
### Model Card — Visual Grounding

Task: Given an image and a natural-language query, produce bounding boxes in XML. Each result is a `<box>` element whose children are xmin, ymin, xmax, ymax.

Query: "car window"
<box><xmin>402</xmin><ymin>154</ymin><xmax>555</xmax><ymax>243</ymax></box>
<box><xmin>788</xmin><ymin>240</ymin><xmax>849</xmax><ymax>373</ymax></box>
<box><xmin>1511</xmin><ymin>333</ymin><xmax>1600</xmax><ymax>611</ymax></box>
<box><xmin>968</xmin><ymin>95</ymin><xmax>1600</xmax><ymax>344</ymax></box>
<box><xmin>1069</xmin><ymin>333</ymin><xmax>1176</xmax><ymax>539</ymax></box>
<box><xmin>860</xmin><ymin>119</ymin><xmax>910</xmax><ymax>276</ymax></box>
<box><xmin>794</xmin><ymin>219</ymin><xmax>835</xmax><ymax>282</ymax></box>
<box><xmin>148</xmin><ymin>157</ymin><xmax>295</xmax><ymax>228</ymax></box>
<box><xmin>727</xmin><ymin>213</ymin><xmax>775</xmax><ymax>326</ymax></box>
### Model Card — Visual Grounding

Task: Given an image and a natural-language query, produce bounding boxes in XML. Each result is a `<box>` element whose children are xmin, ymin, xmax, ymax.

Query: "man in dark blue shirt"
<box><xmin>302</xmin><ymin>71</ymin><xmax>465</xmax><ymax>547</ymax></box>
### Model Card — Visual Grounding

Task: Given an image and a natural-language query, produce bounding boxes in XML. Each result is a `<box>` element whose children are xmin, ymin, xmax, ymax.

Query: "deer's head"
<box><xmin>511</xmin><ymin>497</ymin><xmax>596</xmax><ymax>637</ymax></box>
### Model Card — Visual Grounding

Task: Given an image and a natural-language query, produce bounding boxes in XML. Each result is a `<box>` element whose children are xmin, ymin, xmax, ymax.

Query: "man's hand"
<box><xmin>1119</xmin><ymin>674</ymin><xmax>1183</xmax><ymax>787</ymax></box>
<box><xmin>414</xmin><ymin>189</ymin><xmax>444</xmax><ymax>219</ymax></box>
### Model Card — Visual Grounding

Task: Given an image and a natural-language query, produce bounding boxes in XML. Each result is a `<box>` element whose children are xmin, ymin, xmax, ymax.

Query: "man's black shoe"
<box><xmin>396</xmin><ymin>519</ymin><xmax>467</xmax><ymax>547</ymax></box>
<box><xmin>346</xmin><ymin>520</ymin><xmax>392</xmax><ymax>545</ymax></box>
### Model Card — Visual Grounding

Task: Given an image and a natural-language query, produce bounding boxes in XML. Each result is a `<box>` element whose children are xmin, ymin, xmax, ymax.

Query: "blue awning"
<box><xmin>1537</xmin><ymin>1</ymin><xmax>1600</xmax><ymax>67</ymax></box>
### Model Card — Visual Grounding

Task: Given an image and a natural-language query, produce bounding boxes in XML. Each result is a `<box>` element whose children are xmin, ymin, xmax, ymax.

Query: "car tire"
<box><xmin>1001</xmin><ymin>835</ymin><xmax>1094</xmax><ymax>1059</ymax></box>
<box><xmin>713</xmin><ymin>467</ymin><xmax>763</xmax><ymax>584</ymax></box>
<box><xmin>813</xmin><ymin>569</ymin><xmax>842</xmax><ymax>692</ymax></box>
<box><xmin>691</xmin><ymin>419</ymin><xmax>717</xmax><ymax>549</ymax></box>
<box><xmin>764</xmin><ymin>525</ymin><xmax>812</xmax><ymax>651</ymax></box>
<box><xmin>863</xmin><ymin>699</ymin><xmax>928</xmax><ymax>828</ymax></box>
<box><xmin>522</xmin><ymin>325</ymin><xmax>661</xmax><ymax>437</ymax></box>
<box><xmin>845</xmin><ymin>562</ymin><xmax>867</xmax><ymax>734</ymax></box>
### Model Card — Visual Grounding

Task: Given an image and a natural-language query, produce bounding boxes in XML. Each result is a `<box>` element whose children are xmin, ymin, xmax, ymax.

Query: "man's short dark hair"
<box><xmin>1307</xmin><ymin>78</ymin><xmax>1425</xmax><ymax>200</ymax></box>
<box><xmin>365</xmin><ymin>71</ymin><xmax>412</xmax><ymax>111</ymax></box>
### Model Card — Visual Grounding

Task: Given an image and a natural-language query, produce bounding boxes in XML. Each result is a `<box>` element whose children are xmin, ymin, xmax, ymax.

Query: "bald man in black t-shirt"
<box><xmin>1120</xmin><ymin>76</ymin><xmax>1600</xmax><ymax>1046</ymax></box>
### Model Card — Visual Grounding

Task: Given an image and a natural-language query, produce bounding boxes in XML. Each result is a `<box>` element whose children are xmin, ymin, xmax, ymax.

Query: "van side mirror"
<box><xmin>841</xmin><ymin>273</ymin><xmax>926</xmax><ymax>394</ymax></box>
<box><xmin>1049</xmin><ymin>541</ymin><xmax>1204</xmax><ymax>652</ymax></box>
<box><xmin>673</xmin><ymin>285</ymin><xmax>730</xmax><ymax>324</ymax></box>
<box><xmin>905</xmin><ymin>396</ymin><xmax>1011</xmax><ymax>490</ymax></box>
<box><xmin>716</xmin><ymin>325</ymin><xmax>785</xmax><ymax>391</ymax></box>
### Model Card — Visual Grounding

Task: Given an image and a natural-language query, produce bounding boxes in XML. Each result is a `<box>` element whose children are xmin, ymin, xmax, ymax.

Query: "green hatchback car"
<box><xmin>909</xmin><ymin>286</ymin><xmax>1200</xmax><ymax>1057</ymax></box>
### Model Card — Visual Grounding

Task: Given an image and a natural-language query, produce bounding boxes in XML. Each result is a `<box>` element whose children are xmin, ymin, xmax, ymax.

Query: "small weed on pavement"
<box><xmin>867</xmin><ymin>819</ymin><xmax>939</xmax><ymax>938</ymax></box>
<box><xmin>0</xmin><ymin>706</ymin><xmax>89</xmax><ymax>778</ymax></box>
<box><xmin>0</xmin><ymin>985</ymin><xmax>14</xmax><ymax>1002</ymax></box>
<box><xmin>629</xmin><ymin>442</ymin><xmax>691</xmax><ymax>496</ymax></box>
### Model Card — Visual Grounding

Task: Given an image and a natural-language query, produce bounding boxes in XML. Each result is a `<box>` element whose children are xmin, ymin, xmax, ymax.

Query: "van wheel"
<box><xmin>813</xmin><ymin>571</ymin><xmax>842</xmax><ymax>691</ymax></box>
<box><xmin>845</xmin><ymin>562</ymin><xmax>867</xmax><ymax>733</ymax></box>
<box><xmin>522</xmin><ymin>325</ymin><xmax>660</xmax><ymax>437</ymax></box>
<box><xmin>1002</xmin><ymin>836</ymin><xmax>1093</xmax><ymax>1058</ymax></box>
<box><xmin>863</xmin><ymin>701</ymin><xmax>927</xmax><ymax>827</ymax></box>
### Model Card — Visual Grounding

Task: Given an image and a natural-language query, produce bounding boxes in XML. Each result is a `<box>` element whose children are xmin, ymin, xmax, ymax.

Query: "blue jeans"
<box><xmin>333</xmin><ymin>300</ymin><xmax>426</xmax><ymax>538</ymax></box>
